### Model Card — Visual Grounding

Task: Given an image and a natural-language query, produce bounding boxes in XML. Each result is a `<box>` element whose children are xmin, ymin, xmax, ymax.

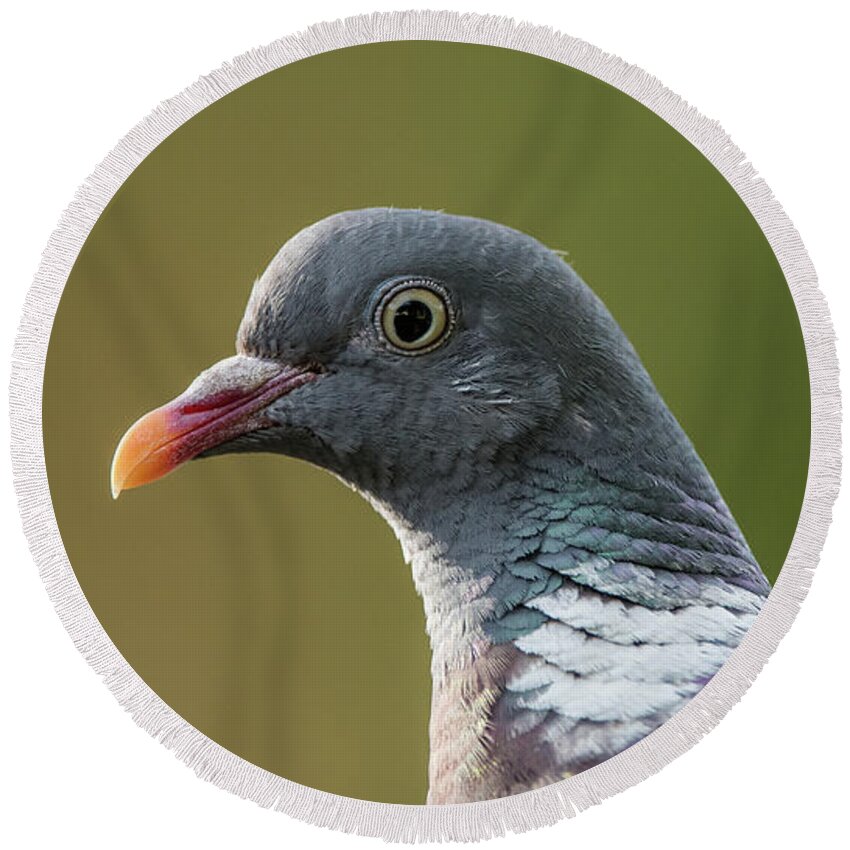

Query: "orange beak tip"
<box><xmin>110</xmin><ymin>407</ymin><xmax>176</xmax><ymax>500</ymax></box>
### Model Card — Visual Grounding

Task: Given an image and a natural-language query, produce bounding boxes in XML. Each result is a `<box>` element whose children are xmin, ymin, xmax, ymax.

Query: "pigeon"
<box><xmin>111</xmin><ymin>208</ymin><xmax>769</xmax><ymax>804</ymax></box>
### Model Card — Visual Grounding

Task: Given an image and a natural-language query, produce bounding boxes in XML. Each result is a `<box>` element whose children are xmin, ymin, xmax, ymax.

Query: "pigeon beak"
<box><xmin>110</xmin><ymin>355</ymin><xmax>318</xmax><ymax>499</ymax></box>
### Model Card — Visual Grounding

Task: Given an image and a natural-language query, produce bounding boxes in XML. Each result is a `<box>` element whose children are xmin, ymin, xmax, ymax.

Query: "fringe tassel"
<box><xmin>8</xmin><ymin>10</ymin><xmax>841</xmax><ymax>843</ymax></box>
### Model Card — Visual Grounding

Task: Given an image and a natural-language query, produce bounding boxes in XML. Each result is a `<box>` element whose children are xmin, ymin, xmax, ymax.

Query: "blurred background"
<box><xmin>43</xmin><ymin>41</ymin><xmax>809</xmax><ymax>804</ymax></box>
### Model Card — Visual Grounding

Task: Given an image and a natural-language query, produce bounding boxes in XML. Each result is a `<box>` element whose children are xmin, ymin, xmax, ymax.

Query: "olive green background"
<box><xmin>43</xmin><ymin>42</ymin><xmax>809</xmax><ymax>805</ymax></box>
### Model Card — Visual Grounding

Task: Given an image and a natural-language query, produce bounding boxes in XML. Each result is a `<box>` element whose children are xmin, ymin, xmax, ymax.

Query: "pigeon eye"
<box><xmin>376</xmin><ymin>281</ymin><xmax>454</xmax><ymax>354</ymax></box>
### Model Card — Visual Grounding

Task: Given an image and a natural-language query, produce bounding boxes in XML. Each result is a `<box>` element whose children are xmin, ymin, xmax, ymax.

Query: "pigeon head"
<box><xmin>112</xmin><ymin>208</ymin><xmax>670</xmax><ymax>509</ymax></box>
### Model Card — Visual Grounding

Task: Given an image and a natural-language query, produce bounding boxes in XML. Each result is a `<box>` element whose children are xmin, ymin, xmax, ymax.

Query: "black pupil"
<box><xmin>393</xmin><ymin>299</ymin><xmax>433</xmax><ymax>343</ymax></box>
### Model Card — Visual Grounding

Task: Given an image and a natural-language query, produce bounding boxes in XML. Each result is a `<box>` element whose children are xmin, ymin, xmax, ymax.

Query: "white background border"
<box><xmin>2</xmin><ymin>2</ymin><xmax>846</xmax><ymax>847</ymax></box>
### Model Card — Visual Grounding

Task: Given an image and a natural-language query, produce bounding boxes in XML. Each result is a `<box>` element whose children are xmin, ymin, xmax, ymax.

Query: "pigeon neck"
<box><xmin>370</xmin><ymin>439</ymin><xmax>760</xmax><ymax>682</ymax></box>
<box><xmin>363</xmin><ymin>425</ymin><xmax>765</xmax><ymax>804</ymax></box>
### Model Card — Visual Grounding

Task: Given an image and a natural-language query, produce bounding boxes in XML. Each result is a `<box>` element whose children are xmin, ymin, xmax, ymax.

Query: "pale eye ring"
<box><xmin>374</xmin><ymin>280</ymin><xmax>455</xmax><ymax>354</ymax></box>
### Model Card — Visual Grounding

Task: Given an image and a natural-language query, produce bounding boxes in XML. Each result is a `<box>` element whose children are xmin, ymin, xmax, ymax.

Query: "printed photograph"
<box><xmin>43</xmin><ymin>41</ymin><xmax>809</xmax><ymax>804</ymax></box>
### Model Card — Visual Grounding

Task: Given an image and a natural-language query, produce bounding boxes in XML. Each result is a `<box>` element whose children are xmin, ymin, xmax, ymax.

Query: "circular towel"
<box><xmin>10</xmin><ymin>11</ymin><xmax>839</xmax><ymax>842</ymax></box>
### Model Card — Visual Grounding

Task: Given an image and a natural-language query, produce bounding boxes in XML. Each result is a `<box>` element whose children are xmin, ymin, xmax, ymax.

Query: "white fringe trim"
<box><xmin>8</xmin><ymin>9</ymin><xmax>841</xmax><ymax>843</ymax></box>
